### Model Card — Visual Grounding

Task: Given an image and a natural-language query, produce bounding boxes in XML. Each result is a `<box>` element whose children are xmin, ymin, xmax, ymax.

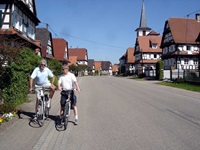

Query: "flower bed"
<box><xmin>0</xmin><ymin>112</ymin><xmax>16</xmax><ymax>125</ymax></box>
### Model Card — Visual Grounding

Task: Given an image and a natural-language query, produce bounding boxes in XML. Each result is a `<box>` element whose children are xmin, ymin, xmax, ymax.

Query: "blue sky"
<box><xmin>35</xmin><ymin>0</ymin><xmax>200</xmax><ymax>64</ymax></box>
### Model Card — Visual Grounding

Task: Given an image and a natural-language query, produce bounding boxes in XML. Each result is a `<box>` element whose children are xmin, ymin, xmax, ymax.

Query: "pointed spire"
<box><xmin>135</xmin><ymin>0</ymin><xmax>151</xmax><ymax>36</ymax></box>
<box><xmin>139</xmin><ymin>0</ymin><xmax>147</xmax><ymax>28</ymax></box>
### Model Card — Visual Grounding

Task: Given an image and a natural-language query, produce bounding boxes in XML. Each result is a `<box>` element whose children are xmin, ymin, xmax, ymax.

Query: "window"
<box><xmin>184</xmin><ymin>59</ymin><xmax>188</xmax><ymax>64</ymax></box>
<box><xmin>194</xmin><ymin>59</ymin><xmax>198</xmax><ymax>65</ymax></box>
<box><xmin>154</xmin><ymin>54</ymin><xmax>157</xmax><ymax>58</ymax></box>
<box><xmin>143</xmin><ymin>31</ymin><xmax>146</xmax><ymax>36</ymax></box>
<box><xmin>187</xmin><ymin>45</ymin><xmax>191</xmax><ymax>51</ymax></box>
<box><xmin>152</xmin><ymin>43</ymin><xmax>157</xmax><ymax>49</ymax></box>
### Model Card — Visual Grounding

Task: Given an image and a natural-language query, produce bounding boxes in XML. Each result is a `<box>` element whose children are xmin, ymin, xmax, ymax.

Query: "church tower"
<box><xmin>135</xmin><ymin>0</ymin><xmax>151</xmax><ymax>37</ymax></box>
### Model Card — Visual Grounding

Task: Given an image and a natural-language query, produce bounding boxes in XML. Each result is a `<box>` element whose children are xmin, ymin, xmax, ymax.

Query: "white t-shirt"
<box><xmin>58</xmin><ymin>72</ymin><xmax>77</xmax><ymax>90</ymax></box>
<box><xmin>31</xmin><ymin>67</ymin><xmax>53</xmax><ymax>85</ymax></box>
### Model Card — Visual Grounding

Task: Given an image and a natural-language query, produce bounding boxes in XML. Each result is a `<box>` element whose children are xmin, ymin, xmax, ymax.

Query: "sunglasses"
<box><xmin>40</xmin><ymin>64</ymin><xmax>46</xmax><ymax>66</ymax></box>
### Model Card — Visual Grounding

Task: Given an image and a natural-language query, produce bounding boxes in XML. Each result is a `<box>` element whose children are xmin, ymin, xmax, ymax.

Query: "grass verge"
<box><xmin>156</xmin><ymin>82</ymin><xmax>200</xmax><ymax>92</ymax></box>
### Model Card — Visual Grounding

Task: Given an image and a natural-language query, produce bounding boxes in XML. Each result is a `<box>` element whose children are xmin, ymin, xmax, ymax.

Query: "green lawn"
<box><xmin>156</xmin><ymin>82</ymin><xmax>200</xmax><ymax>92</ymax></box>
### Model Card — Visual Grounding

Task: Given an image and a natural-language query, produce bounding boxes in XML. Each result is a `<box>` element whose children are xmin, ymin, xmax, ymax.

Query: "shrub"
<box><xmin>156</xmin><ymin>60</ymin><xmax>164</xmax><ymax>80</ymax></box>
<box><xmin>2</xmin><ymin>48</ymin><xmax>41</xmax><ymax>105</ymax></box>
<box><xmin>0</xmin><ymin>103</ymin><xmax>15</xmax><ymax>114</ymax></box>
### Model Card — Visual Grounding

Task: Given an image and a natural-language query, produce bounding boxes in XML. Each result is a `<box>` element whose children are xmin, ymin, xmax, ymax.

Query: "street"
<box><xmin>0</xmin><ymin>76</ymin><xmax>200</xmax><ymax>150</ymax></box>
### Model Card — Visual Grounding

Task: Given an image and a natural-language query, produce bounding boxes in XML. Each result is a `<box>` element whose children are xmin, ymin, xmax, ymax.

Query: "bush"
<box><xmin>2</xmin><ymin>48</ymin><xmax>41</xmax><ymax>105</ymax></box>
<box><xmin>156</xmin><ymin>61</ymin><xmax>164</xmax><ymax>80</ymax></box>
<box><xmin>0</xmin><ymin>103</ymin><xmax>15</xmax><ymax>114</ymax></box>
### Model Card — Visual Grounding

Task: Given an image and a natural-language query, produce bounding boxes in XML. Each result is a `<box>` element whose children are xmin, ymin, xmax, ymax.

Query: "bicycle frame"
<box><xmin>34</xmin><ymin>86</ymin><xmax>50</xmax><ymax>126</ymax></box>
<box><xmin>60</xmin><ymin>90</ymin><xmax>71</xmax><ymax>130</ymax></box>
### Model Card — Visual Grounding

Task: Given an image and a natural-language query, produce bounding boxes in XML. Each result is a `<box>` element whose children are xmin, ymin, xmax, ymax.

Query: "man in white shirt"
<box><xmin>29</xmin><ymin>59</ymin><xmax>55</xmax><ymax>117</ymax></box>
<box><xmin>58</xmin><ymin>64</ymin><xmax>80</xmax><ymax>125</ymax></box>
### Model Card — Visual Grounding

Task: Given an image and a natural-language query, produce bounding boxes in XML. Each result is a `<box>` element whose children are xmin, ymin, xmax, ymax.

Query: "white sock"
<box><xmin>75</xmin><ymin>115</ymin><xmax>78</xmax><ymax>120</ymax></box>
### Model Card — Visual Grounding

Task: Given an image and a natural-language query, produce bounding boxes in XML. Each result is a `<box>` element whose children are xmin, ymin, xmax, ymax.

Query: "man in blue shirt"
<box><xmin>29</xmin><ymin>59</ymin><xmax>55</xmax><ymax>117</ymax></box>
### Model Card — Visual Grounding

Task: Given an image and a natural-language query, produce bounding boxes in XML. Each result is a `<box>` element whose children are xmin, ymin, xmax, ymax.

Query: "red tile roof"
<box><xmin>119</xmin><ymin>47</ymin><xmax>135</xmax><ymax>63</ymax></box>
<box><xmin>137</xmin><ymin>36</ymin><xmax>162</xmax><ymax>53</ymax></box>
<box><xmin>168</xmin><ymin>18</ymin><xmax>200</xmax><ymax>44</ymax></box>
<box><xmin>127</xmin><ymin>47</ymin><xmax>135</xmax><ymax>63</ymax></box>
<box><xmin>94</xmin><ymin>61</ymin><xmax>102</xmax><ymax>71</ymax></box>
<box><xmin>112</xmin><ymin>64</ymin><xmax>119</xmax><ymax>72</ymax></box>
<box><xmin>69</xmin><ymin>56</ymin><xmax>77</xmax><ymax>65</ymax></box>
<box><xmin>68</xmin><ymin>48</ymin><xmax>87</xmax><ymax>61</ymax></box>
<box><xmin>52</xmin><ymin>38</ymin><xmax>69</xmax><ymax>61</ymax></box>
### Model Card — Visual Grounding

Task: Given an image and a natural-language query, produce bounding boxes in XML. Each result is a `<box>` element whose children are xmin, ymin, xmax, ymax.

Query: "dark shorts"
<box><xmin>60</xmin><ymin>90</ymin><xmax>77</xmax><ymax>108</ymax></box>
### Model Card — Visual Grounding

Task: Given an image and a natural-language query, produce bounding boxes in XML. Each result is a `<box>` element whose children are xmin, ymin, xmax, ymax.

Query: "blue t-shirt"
<box><xmin>31</xmin><ymin>67</ymin><xmax>53</xmax><ymax>85</ymax></box>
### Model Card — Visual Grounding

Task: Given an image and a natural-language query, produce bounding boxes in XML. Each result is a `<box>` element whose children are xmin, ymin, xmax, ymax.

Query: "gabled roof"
<box><xmin>68</xmin><ymin>48</ymin><xmax>88</xmax><ymax>61</ymax></box>
<box><xmin>119</xmin><ymin>52</ymin><xmax>126</xmax><ymax>60</ymax></box>
<box><xmin>69</xmin><ymin>56</ymin><xmax>77</xmax><ymax>65</ymax></box>
<box><xmin>112</xmin><ymin>64</ymin><xmax>119</xmax><ymax>72</ymax></box>
<box><xmin>52</xmin><ymin>38</ymin><xmax>69</xmax><ymax>61</ymax></box>
<box><xmin>119</xmin><ymin>47</ymin><xmax>135</xmax><ymax>63</ymax></box>
<box><xmin>167</xmin><ymin>17</ymin><xmax>200</xmax><ymax>44</ymax></box>
<box><xmin>101</xmin><ymin>61</ymin><xmax>112</xmax><ymax>70</ymax></box>
<box><xmin>36</xmin><ymin>28</ymin><xmax>53</xmax><ymax>58</ymax></box>
<box><xmin>137</xmin><ymin>36</ymin><xmax>162</xmax><ymax>53</ymax></box>
<box><xmin>36</xmin><ymin>28</ymin><xmax>51</xmax><ymax>46</ymax></box>
<box><xmin>94</xmin><ymin>61</ymin><xmax>101</xmax><ymax>71</ymax></box>
<box><xmin>126</xmin><ymin>47</ymin><xmax>135</xmax><ymax>63</ymax></box>
<box><xmin>88</xmin><ymin>59</ymin><xmax>94</xmax><ymax>70</ymax></box>
<box><xmin>147</xmin><ymin>30</ymin><xmax>160</xmax><ymax>36</ymax></box>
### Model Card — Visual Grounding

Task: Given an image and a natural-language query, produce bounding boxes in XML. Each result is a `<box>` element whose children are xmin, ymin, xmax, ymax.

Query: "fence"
<box><xmin>164</xmin><ymin>69</ymin><xmax>200</xmax><ymax>81</ymax></box>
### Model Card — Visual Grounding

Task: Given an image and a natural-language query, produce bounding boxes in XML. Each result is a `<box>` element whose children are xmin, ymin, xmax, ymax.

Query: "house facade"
<box><xmin>68</xmin><ymin>48</ymin><xmax>88</xmax><ymax>66</ymax></box>
<box><xmin>88</xmin><ymin>59</ymin><xmax>95</xmax><ymax>75</ymax></box>
<box><xmin>36</xmin><ymin>27</ymin><xmax>54</xmax><ymax>58</ymax></box>
<box><xmin>52</xmin><ymin>38</ymin><xmax>69</xmax><ymax>63</ymax></box>
<box><xmin>112</xmin><ymin>64</ymin><xmax>119</xmax><ymax>75</ymax></box>
<box><xmin>134</xmin><ymin>0</ymin><xmax>162</xmax><ymax>77</ymax></box>
<box><xmin>0</xmin><ymin>0</ymin><xmax>41</xmax><ymax>51</ymax></box>
<box><xmin>101</xmin><ymin>61</ymin><xmax>112</xmax><ymax>76</ymax></box>
<box><xmin>94</xmin><ymin>61</ymin><xmax>102</xmax><ymax>76</ymax></box>
<box><xmin>119</xmin><ymin>47</ymin><xmax>135</xmax><ymax>76</ymax></box>
<box><xmin>161</xmin><ymin>15</ymin><xmax>200</xmax><ymax>79</ymax></box>
<box><xmin>134</xmin><ymin>31</ymin><xmax>162</xmax><ymax>76</ymax></box>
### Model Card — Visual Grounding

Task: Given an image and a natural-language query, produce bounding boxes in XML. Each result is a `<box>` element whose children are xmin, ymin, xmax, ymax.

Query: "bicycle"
<box><xmin>29</xmin><ymin>86</ymin><xmax>51</xmax><ymax>127</ymax></box>
<box><xmin>56</xmin><ymin>90</ymin><xmax>72</xmax><ymax>130</ymax></box>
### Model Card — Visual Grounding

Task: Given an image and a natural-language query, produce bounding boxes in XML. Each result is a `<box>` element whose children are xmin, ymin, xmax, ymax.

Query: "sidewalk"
<box><xmin>0</xmin><ymin>90</ymin><xmax>60</xmax><ymax>134</ymax></box>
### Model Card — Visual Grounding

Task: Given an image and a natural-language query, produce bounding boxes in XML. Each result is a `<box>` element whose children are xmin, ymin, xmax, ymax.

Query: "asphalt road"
<box><xmin>0</xmin><ymin>76</ymin><xmax>200</xmax><ymax>150</ymax></box>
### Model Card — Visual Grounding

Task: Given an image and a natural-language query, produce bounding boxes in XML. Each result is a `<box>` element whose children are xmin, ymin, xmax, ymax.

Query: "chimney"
<box><xmin>46</xmin><ymin>23</ymin><xmax>49</xmax><ymax>30</ymax></box>
<box><xmin>196</xmin><ymin>14</ymin><xmax>200</xmax><ymax>22</ymax></box>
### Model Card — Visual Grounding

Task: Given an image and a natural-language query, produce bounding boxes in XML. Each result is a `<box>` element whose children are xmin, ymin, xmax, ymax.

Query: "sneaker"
<box><xmin>74</xmin><ymin>119</ymin><xmax>78</xmax><ymax>125</ymax></box>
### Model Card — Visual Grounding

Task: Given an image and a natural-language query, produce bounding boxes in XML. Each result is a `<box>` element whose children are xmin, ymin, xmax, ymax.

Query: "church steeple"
<box><xmin>135</xmin><ymin>0</ymin><xmax>151</xmax><ymax>37</ymax></box>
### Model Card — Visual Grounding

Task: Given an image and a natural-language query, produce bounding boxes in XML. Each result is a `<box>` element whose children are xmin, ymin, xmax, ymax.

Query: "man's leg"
<box><xmin>72</xmin><ymin>94</ymin><xmax>78</xmax><ymax>125</ymax></box>
<box><xmin>49</xmin><ymin>85</ymin><xmax>55</xmax><ymax>99</ymax></box>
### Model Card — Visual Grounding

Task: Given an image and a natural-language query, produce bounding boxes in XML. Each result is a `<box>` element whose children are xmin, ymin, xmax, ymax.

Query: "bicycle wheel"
<box><xmin>38</xmin><ymin>99</ymin><xmax>45</xmax><ymax>127</ymax></box>
<box><xmin>44</xmin><ymin>107</ymin><xmax>49</xmax><ymax>119</ymax></box>
<box><xmin>63</xmin><ymin>103</ymin><xmax>69</xmax><ymax>130</ymax></box>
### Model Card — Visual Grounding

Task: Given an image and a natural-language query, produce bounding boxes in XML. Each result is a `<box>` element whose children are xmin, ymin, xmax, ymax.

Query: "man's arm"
<box><xmin>51</xmin><ymin>75</ymin><xmax>55</xmax><ymax>85</ymax></box>
<box><xmin>74</xmin><ymin>81</ymin><xmax>80</xmax><ymax>93</ymax></box>
<box><xmin>58</xmin><ymin>82</ymin><xmax>62</xmax><ymax>91</ymax></box>
<box><xmin>29</xmin><ymin>77</ymin><xmax>33</xmax><ymax>91</ymax></box>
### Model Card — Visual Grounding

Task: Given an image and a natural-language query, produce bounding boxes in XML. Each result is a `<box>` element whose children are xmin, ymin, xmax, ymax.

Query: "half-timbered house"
<box><xmin>161</xmin><ymin>15</ymin><xmax>200</xmax><ymax>79</ymax></box>
<box><xmin>36</xmin><ymin>27</ymin><xmax>54</xmax><ymax>58</ymax></box>
<box><xmin>134</xmin><ymin>0</ymin><xmax>162</xmax><ymax>77</ymax></box>
<box><xmin>0</xmin><ymin>0</ymin><xmax>41</xmax><ymax>51</ymax></box>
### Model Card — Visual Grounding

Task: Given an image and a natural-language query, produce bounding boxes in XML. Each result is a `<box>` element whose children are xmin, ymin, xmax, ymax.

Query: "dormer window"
<box><xmin>152</xmin><ymin>43</ymin><xmax>157</xmax><ymax>49</ymax></box>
